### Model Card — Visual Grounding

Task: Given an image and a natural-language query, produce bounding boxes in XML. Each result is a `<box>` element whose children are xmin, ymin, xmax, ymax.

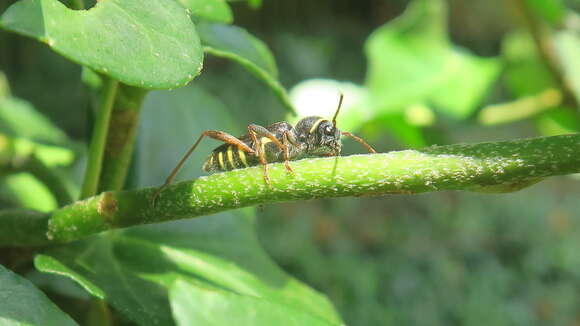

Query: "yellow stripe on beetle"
<box><xmin>226</xmin><ymin>146</ymin><xmax>236</xmax><ymax>169</ymax></box>
<box><xmin>217</xmin><ymin>151</ymin><xmax>225</xmax><ymax>170</ymax></box>
<box><xmin>238</xmin><ymin>148</ymin><xmax>248</xmax><ymax>167</ymax></box>
<box><xmin>309</xmin><ymin>119</ymin><xmax>326</xmax><ymax>134</ymax></box>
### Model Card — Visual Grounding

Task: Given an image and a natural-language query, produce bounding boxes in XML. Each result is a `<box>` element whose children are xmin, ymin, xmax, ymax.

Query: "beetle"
<box><xmin>150</xmin><ymin>95</ymin><xmax>376</xmax><ymax>204</ymax></box>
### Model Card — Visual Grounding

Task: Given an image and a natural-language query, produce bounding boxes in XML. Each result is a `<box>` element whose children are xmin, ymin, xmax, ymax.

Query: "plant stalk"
<box><xmin>97</xmin><ymin>84</ymin><xmax>146</xmax><ymax>192</ymax></box>
<box><xmin>80</xmin><ymin>78</ymin><xmax>118</xmax><ymax>199</ymax></box>
<box><xmin>1</xmin><ymin>134</ymin><xmax>579</xmax><ymax>246</ymax></box>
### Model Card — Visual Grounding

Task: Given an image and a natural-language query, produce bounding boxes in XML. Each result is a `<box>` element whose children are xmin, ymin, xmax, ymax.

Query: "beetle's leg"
<box><xmin>248</xmin><ymin>124</ymin><xmax>294</xmax><ymax>174</ymax></box>
<box><xmin>248</xmin><ymin>126</ymin><xmax>270</xmax><ymax>185</ymax></box>
<box><xmin>151</xmin><ymin>130</ymin><xmax>255</xmax><ymax>206</ymax></box>
<box><xmin>281</xmin><ymin>131</ymin><xmax>294</xmax><ymax>173</ymax></box>
<box><xmin>341</xmin><ymin>131</ymin><xmax>377</xmax><ymax>153</ymax></box>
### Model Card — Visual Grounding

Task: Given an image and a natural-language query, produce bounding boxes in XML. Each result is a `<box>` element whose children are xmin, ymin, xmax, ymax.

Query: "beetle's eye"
<box><xmin>324</xmin><ymin>125</ymin><xmax>333</xmax><ymax>134</ymax></box>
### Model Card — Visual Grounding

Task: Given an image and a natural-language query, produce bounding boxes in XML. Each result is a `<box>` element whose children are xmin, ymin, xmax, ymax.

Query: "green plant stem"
<box><xmin>1</xmin><ymin>133</ymin><xmax>579</xmax><ymax>246</ymax></box>
<box><xmin>80</xmin><ymin>78</ymin><xmax>118</xmax><ymax>199</ymax></box>
<box><xmin>98</xmin><ymin>84</ymin><xmax>147</xmax><ymax>192</ymax></box>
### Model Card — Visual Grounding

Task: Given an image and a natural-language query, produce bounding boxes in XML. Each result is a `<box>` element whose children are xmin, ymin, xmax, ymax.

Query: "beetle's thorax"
<box><xmin>294</xmin><ymin>116</ymin><xmax>342</xmax><ymax>156</ymax></box>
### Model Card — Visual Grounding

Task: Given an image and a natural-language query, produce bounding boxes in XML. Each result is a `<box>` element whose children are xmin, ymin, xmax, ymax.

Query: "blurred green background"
<box><xmin>2</xmin><ymin>0</ymin><xmax>580</xmax><ymax>325</ymax></box>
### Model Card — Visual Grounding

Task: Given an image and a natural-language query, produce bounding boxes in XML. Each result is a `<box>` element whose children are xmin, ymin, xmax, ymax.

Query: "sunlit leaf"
<box><xmin>177</xmin><ymin>0</ymin><xmax>233</xmax><ymax>23</ymax></box>
<box><xmin>35</xmin><ymin>213</ymin><xmax>342</xmax><ymax>326</ymax></box>
<box><xmin>0</xmin><ymin>97</ymin><xmax>68</xmax><ymax>146</ymax></box>
<box><xmin>170</xmin><ymin>279</ymin><xmax>340</xmax><ymax>326</ymax></box>
<box><xmin>365</xmin><ymin>0</ymin><xmax>499</xmax><ymax>119</ymax></box>
<box><xmin>0</xmin><ymin>0</ymin><xmax>203</xmax><ymax>89</ymax></box>
<box><xmin>0</xmin><ymin>264</ymin><xmax>78</xmax><ymax>326</ymax></box>
<box><xmin>2</xmin><ymin>173</ymin><xmax>57</xmax><ymax>212</ymax></box>
<box><xmin>536</xmin><ymin>108</ymin><xmax>580</xmax><ymax>135</ymax></box>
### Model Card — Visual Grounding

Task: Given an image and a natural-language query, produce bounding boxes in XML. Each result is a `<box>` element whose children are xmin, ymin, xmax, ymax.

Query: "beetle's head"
<box><xmin>295</xmin><ymin>94</ymin><xmax>344</xmax><ymax>156</ymax></box>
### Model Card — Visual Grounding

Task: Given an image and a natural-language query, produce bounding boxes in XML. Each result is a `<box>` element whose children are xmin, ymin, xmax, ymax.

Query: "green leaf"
<box><xmin>170</xmin><ymin>279</ymin><xmax>340</xmax><ymax>326</ymax></box>
<box><xmin>197</xmin><ymin>22</ymin><xmax>295</xmax><ymax>113</ymax></box>
<box><xmin>0</xmin><ymin>0</ymin><xmax>203</xmax><ymax>89</ymax></box>
<box><xmin>0</xmin><ymin>97</ymin><xmax>68</xmax><ymax>145</ymax></box>
<box><xmin>0</xmin><ymin>71</ymin><xmax>9</xmax><ymax>99</ymax></box>
<box><xmin>35</xmin><ymin>213</ymin><xmax>342</xmax><ymax>326</ymax></box>
<box><xmin>247</xmin><ymin>0</ymin><xmax>263</xmax><ymax>9</ymax></box>
<box><xmin>502</xmin><ymin>32</ymin><xmax>556</xmax><ymax>96</ymax></box>
<box><xmin>380</xmin><ymin>113</ymin><xmax>427</xmax><ymax>148</ymax></box>
<box><xmin>177</xmin><ymin>0</ymin><xmax>233</xmax><ymax>23</ymax></box>
<box><xmin>536</xmin><ymin>108</ymin><xmax>580</xmax><ymax>135</ymax></box>
<box><xmin>365</xmin><ymin>0</ymin><xmax>499</xmax><ymax>119</ymax></box>
<box><xmin>3</xmin><ymin>173</ymin><xmax>57</xmax><ymax>212</ymax></box>
<box><xmin>0</xmin><ymin>264</ymin><xmax>78</xmax><ymax>326</ymax></box>
<box><xmin>525</xmin><ymin>0</ymin><xmax>565</xmax><ymax>25</ymax></box>
<box><xmin>198</xmin><ymin>22</ymin><xmax>276</xmax><ymax>76</ymax></box>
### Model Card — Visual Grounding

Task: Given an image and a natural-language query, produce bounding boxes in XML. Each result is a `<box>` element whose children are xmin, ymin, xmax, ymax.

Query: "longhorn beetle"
<box><xmin>150</xmin><ymin>95</ymin><xmax>376</xmax><ymax>204</ymax></box>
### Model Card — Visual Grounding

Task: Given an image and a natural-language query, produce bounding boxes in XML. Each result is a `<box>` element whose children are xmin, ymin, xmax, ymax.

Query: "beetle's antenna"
<box><xmin>332</xmin><ymin>93</ymin><xmax>344</xmax><ymax>129</ymax></box>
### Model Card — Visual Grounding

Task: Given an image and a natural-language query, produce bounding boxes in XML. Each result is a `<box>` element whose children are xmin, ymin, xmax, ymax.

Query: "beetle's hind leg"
<box><xmin>281</xmin><ymin>131</ymin><xmax>295</xmax><ymax>173</ymax></box>
<box><xmin>150</xmin><ymin>130</ymin><xmax>255</xmax><ymax>206</ymax></box>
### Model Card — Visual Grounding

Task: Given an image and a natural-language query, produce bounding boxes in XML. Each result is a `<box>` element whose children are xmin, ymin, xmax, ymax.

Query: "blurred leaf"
<box><xmin>3</xmin><ymin>173</ymin><xmax>57</xmax><ymax>211</ymax></box>
<box><xmin>288</xmin><ymin>79</ymin><xmax>371</xmax><ymax>132</ymax></box>
<box><xmin>0</xmin><ymin>97</ymin><xmax>68</xmax><ymax>145</ymax></box>
<box><xmin>0</xmin><ymin>71</ymin><xmax>9</xmax><ymax>99</ymax></box>
<box><xmin>365</xmin><ymin>0</ymin><xmax>499</xmax><ymax>119</ymax></box>
<box><xmin>429</xmin><ymin>51</ymin><xmax>500</xmax><ymax>118</ymax></box>
<box><xmin>404</xmin><ymin>103</ymin><xmax>435</xmax><ymax>127</ymax></box>
<box><xmin>536</xmin><ymin>107</ymin><xmax>580</xmax><ymax>135</ymax></box>
<box><xmin>554</xmin><ymin>30</ymin><xmax>580</xmax><ymax>103</ymax></box>
<box><xmin>0</xmin><ymin>264</ymin><xmax>78</xmax><ymax>326</ymax></box>
<box><xmin>503</xmin><ymin>32</ymin><xmax>556</xmax><ymax>96</ymax></box>
<box><xmin>35</xmin><ymin>212</ymin><xmax>342</xmax><ymax>326</ymax></box>
<box><xmin>0</xmin><ymin>0</ymin><xmax>203</xmax><ymax>89</ymax></box>
<box><xmin>197</xmin><ymin>22</ymin><xmax>295</xmax><ymax>113</ymax></box>
<box><xmin>379</xmin><ymin>113</ymin><xmax>426</xmax><ymax>148</ymax></box>
<box><xmin>178</xmin><ymin>0</ymin><xmax>233</xmax><ymax>23</ymax></box>
<box><xmin>170</xmin><ymin>278</ymin><xmax>340</xmax><ymax>326</ymax></box>
<box><xmin>525</xmin><ymin>0</ymin><xmax>565</xmax><ymax>25</ymax></box>
<box><xmin>248</xmin><ymin>0</ymin><xmax>263</xmax><ymax>9</ymax></box>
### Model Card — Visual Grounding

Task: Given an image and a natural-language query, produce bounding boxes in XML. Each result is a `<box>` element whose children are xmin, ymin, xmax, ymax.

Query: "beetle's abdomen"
<box><xmin>203</xmin><ymin>139</ymin><xmax>289</xmax><ymax>173</ymax></box>
<box><xmin>203</xmin><ymin>144</ymin><xmax>257</xmax><ymax>173</ymax></box>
